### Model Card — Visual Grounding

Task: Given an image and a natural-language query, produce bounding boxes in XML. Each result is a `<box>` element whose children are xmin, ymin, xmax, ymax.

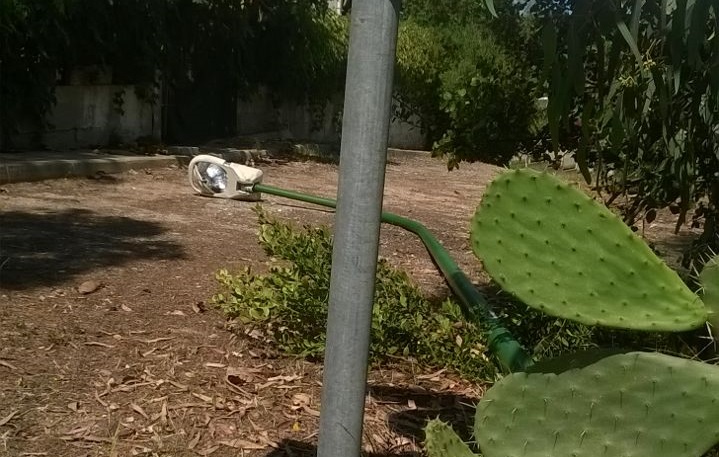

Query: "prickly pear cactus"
<box><xmin>425</xmin><ymin>418</ymin><xmax>478</xmax><ymax>457</ymax></box>
<box><xmin>701</xmin><ymin>255</ymin><xmax>719</xmax><ymax>329</ymax></box>
<box><xmin>470</xmin><ymin>168</ymin><xmax>707</xmax><ymax>331</ymax></box>
<box><xmin>475</xmin><ymin>351</ymin><xmax>719</xmax><ymax>457</ymax></box>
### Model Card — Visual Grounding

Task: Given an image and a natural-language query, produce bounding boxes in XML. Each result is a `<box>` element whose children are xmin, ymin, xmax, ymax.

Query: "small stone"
<box><xmin>78</xmin><ymin>280</ymin><xmax>102</xmax><ymax>295</ymax></box>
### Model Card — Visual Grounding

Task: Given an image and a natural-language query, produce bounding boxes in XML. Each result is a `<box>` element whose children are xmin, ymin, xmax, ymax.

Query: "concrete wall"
<box><xmin>236</xmin><ymin>88</ymin><xmax>279</xmax><ymax>137</ymax></box>
<box><xmin>327</xmin><ymin>0</ymin><xmax>343</xmax><ymax>13</ymax></box>
<box><xmin>9</xmin><ymin>82</ymin><xmax>424</xmax><ymax>151</ymax></box>
<box><xmin>388</xmin><ymin>114</ymin><xmax>426</xmax><ymax>150</ymax></box>
<box><xmin>12</xmin><ymin>85</ymin><xmax>160</xmax><ymax>150</ymax></box>
<box><xmin>236</xmin><ymin>88</ymin><xmax>426</xmax><ymax>150</ymax></box>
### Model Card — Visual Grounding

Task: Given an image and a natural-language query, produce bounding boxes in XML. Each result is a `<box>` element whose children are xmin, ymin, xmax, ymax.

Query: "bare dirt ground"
<box><xmin>0</xmin><ymin>152</ymin><xmax>699</xmax><ymax>457</ymax></box>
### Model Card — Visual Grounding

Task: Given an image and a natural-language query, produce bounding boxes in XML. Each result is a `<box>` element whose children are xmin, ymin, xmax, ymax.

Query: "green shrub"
<box><xmin>254</xmin><ymin>6</ymin><xmax>348</xmax><ymax>107</ymax></box>
<box><xmin>433</xmin><ymin>29</ymin><xmax>537</xmax><ymax>168</ymax></box>
<box><xmin>213</xmin><ymin>207</ymin><xmax>498</xmax><ymax>381</ymax></box>
<box><xmin>213</xmin><ymin>208</ymin><xmax>690</xmax><ymax>378</ymax></box>
<box><xmin>394</xmin><ymin>15</ymin><xmax>537</xmax><ymax>166</ymax></box>
<box><xmin>394</xmin><ymin>19</ymin><xmax>446</xmax><ymax>148</ymax></box>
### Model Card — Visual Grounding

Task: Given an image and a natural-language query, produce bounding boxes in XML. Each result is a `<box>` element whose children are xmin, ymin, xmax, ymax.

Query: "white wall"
<box><xmin>236</xmin><ymin>88</ymin><xmax>426</xmax><ymax>150</ymax></box>
<box><xmin>388</xmin><ymin>114</ymin><xmax>426</xmax><ymax>150</ymax></box>
<box><xmin>12</xmin><ymin>85</ymin><xmax>160</xmax><ymax>150</ymax></box>
<box><xmin>10</xmin><ymin>83</ymin><xmax>424</xmax><ymax>151</ymax></box>
<box><xmin>327</xmin><ymin>0</ymin><xmax>343</xmax><ymax>13</ymax></box>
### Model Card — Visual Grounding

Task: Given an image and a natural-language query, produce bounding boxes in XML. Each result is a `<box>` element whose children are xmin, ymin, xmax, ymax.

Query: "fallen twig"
<box><xmin>0</xmin><ymin>360</ymin><xmax>18</xmax><ymax>371</ymax></box>
<box><xmin>0</xmin><ymin>410</ymin><xmax>18</xmax><ymax>426</ymax></box>
<box><xmin>84</xmin><ymin>342</ymin><xmax>115</xmax><ymax>348</ymax></box>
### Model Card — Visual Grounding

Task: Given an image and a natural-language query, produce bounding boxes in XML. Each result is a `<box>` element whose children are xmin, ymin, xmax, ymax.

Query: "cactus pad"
<box><xmin>475</xmin><ymin>351</ymin><xmax>719</xmax><ymax>457</ymax></box>
<box><xmin>470</xmin><ymin>168</ymin><xmax>706</xmax><ymax>331</ymax></box>
<box><xmin>700</xmin><ymin>255</ymin><xmax>719</xmax><ymax>329</ymax></box>
<box><xmin>425</xmin><ymin>419</ymin><xmax>478</xmax><ymax>457</ymax></box>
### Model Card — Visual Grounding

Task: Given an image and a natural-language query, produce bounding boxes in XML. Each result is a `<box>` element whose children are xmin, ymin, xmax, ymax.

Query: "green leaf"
<box><xmin>642</xmin><ymin>78</ymin><xmax>656</xmax><ymax>116</ymax></box>
<box><xmin>567</xmin><ymin>23</ymin><xmax>586</xmax><ymax>96</ymax></box>
<box><xmin>548</xmin><ymin>67</ymin><xmax>563</xmax><ymax>152</ymax></box>
<box><xmin>576</xmin><ymin>98</ymin><xmax>594</xmax><ymax>183</ymax></box>
<box><xmin>630</xmin><ymin>0</ymin><xmax>645</xmax><ymax>40</ymax></box>
<box><xmin>484</xmin><ymin>0</ymin><xmax>497</xmax><ymax>17</ymax></box>
<box><xmin>471</xmin><ymin>169</ymin><xmax>707</xmax><ymax>331</ymax></box>
<box><xmin>609</xmin><ymin>106</ymin><xmax>625</xmax><ymax>154</ymax></box>
<box><xmin>671</xmin><ymin>0</ymin><xmax>688</xmax><ymax>87</ymax></box>
<box><xmin>425</xmin><ymin>419</ymin><xmax>478</xmax><ymax>457</ymax></box>
<box><xmin>660</xmin><ymin>0</ymin><xmax>670</xmax><ymax>31</ymax></box>
<box><xmin>687</xmin><ymin>0</ymin><xmax>711</xmax><ymax>68</ymax></box>
<box><xmin>542</xmin><ymin>21</ymin><xmax>557</xmax><ymax>80</ymax></box>
<box><xmin>651</xmin><ymin>65</ymin><xmax>669</xmax><ymax>119</ymax></box>
<box><xmin>616</xmin><ymin>19</ymin><xmax>643</xmax><ymax>65</ymax></box>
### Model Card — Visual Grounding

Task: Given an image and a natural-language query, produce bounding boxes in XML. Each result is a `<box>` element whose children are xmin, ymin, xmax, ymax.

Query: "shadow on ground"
<box><xmin>0</xmin><ymin>209</ymin><xmax>185</xmax><ymax>289</ymax></box>
<box><xmin>372</xmin><ymin>384</ymin><xmax>476</xmax><ymax>443</ymax></box>
<box><xmin>263</xmin><ymin>384</ymin><xmax>478</xmax><ymax>457</ymax></box>
<box><xmin>264</xmin><ymin>440</ymin><xmax>421</xmax><ymax>457</ymax></box>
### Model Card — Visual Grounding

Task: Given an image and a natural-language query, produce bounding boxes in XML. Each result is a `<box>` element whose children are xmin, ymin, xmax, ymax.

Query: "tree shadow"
<box><xmin>369</xmin><ymin>384</ymin><xmax>477</xmax><ymax>444</ymax></box>
<box><xmin>0</xmin><ymin>209</ymin><xmax>185</xmax><ymax>290</ymax></box>
<box><xmin>263</xmin><ymin>440</ymin><xmax>421</xmax><ymax>457</ymax></box>
<box><xmin>262</xmin><ymin>384</ymin><xmax>478</xmax><ymax>457</ymax></box>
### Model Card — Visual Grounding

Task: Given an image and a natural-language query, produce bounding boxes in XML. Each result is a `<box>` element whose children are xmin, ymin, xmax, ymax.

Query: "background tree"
<box><xmin>394</xmin><ymin>0</ymin><xmax>539</xmax><ymax>166</ymax></box>
<box><xmin>517</xmin><ymin>0</ymin><xmax>719</xmax><ymax>265</ymax></box>
<box><xmin>0</xmin><ymin>0</ymin><xmax>346</xmax><ymax>148</ymax></box>
<box><xmin>0</xmin><ymin>0</ymin><xmax>69</xmax><ymax>149</ymax></box>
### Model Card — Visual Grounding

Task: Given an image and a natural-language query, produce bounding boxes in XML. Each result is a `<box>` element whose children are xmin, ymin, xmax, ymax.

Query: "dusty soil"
<box><xmin>0</xmin><ymin>152</ymin><xmax>698</xmax><ymax>457</ymax></box>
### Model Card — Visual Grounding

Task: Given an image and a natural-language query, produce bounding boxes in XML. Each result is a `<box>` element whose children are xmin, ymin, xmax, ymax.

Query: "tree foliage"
<box><xmin>0</xmin><ymin>0</ymin><xmax>347</xmax><ymax>148</ymax></box>
<box><xmin>394</xmin><ymin>0</ymin><xmax>538</xmax><ymax>165</ymax></box>
<box><xmin>1</xmin><ymin>0</ymin><xmax>69</xmax><ymax>145</ymax></box>
<box><xmin>522</xmin><ymin>0</ymin><xmax>719</xmax><ymax>261</ymax></box>
<box><xmin>433</xmin><ymin>28</ymin><xmax>537</xmax><ymax>167</ymax></box>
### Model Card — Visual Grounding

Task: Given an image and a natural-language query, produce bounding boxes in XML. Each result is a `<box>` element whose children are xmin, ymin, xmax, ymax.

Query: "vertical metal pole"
<box><xmin>0</xmin><ymin>58</ymin><xmax>4</xmax><ymax>152</ymax></box>
<box><xmin>316</xmin><ymin>1</ymin><xmax>400</xmax><ymax>456</ymax></box>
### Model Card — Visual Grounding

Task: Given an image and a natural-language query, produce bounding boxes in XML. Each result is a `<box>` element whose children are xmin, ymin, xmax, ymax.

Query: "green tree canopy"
<box><xmin>518</xmin><ymin>0</ymin><xmax>719</xmax><ymax>263</ymax></box>
<box><xmin>395</xmin><ymin>0</ymin><xmax>539</xmax><ymax>164</ymax></box>
<box><xmin>0</xmin><ymin>0</ymin><xmax>346</xmax><ymax>147</ymax></box>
